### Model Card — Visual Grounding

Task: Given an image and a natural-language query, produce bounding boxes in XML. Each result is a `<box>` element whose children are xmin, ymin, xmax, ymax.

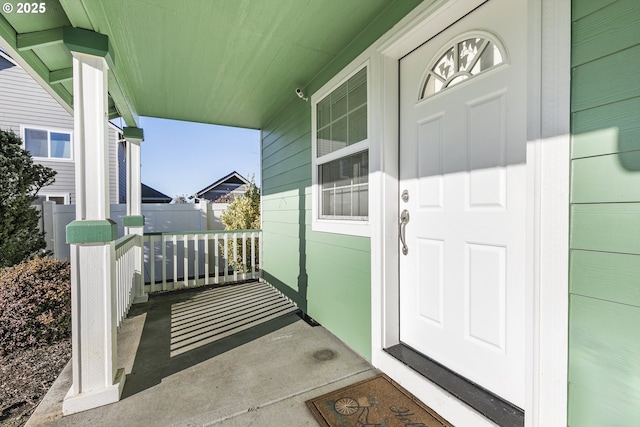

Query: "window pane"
<box><xmin>316</xmin><ymin>67</ymin><xmax>367</xmax><ymax>157</ymax></box>
<box><xmin>49</xmin><ymin>196</ymin><xmax>65</xmax><ymax>204</ymax></box>
<box><xmin>458</xmin><ymin>38</ymin><xmax>484</xmax><ymax>72</ymax></box>
<box><xmin>475</xmin><ymin>41</ymin><xmax>502</xmax><ymax>72</ymax></box>
<box><xmin>317</xmin><ymin>98</ymin><xmax>331</xmax><ymax>129</ymax></box>
<box><xmin>331</xmin><ymin>82</ymin><xmax>348</xmax><ymax>120</ymax></box>
<box><xmin>357</xmin><ymin>188</ymin><xmax>368</xmax><ymax>217</ymax></box>
<box><xmin>317</xmin><ymin>127</ymin><xmax>332</xmax><ymax>157</ymax></box>
<box><xmin>320</xmin><ymin>150</ymin><xmax>368</xmax><ymax>219</ymax></box>
<box><xmin>433</xmin><ymin>47</ymin><xmax>455</xmax><ymax>80</ymax></box>
<box><xmin>50</xmin><ymin>132</ymin><xmax>71</xmax><ymax>159</ymax></box>
<box><xmin>24</xmin><ymin>129</ymin><xmax>48</xmax><ymax>157</ymax></box>
<box><xmin>331</xmin><ymin>116</ymin><xmax>348</xmax><ymax>151</ymax></box>
<box><xmin>348</xmin><ymin>68</ymin><xmax>367</xmax><ymax>110</ymax></box>
<box><xmin>348</xmin><ymin>105</ymin><xmax>367</xmax><ymax>145</ymax></box>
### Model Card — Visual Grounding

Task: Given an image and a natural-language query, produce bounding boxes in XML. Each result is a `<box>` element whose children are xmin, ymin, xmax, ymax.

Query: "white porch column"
<box><xmin>123</xmin><ymin>127</ymin><xmax>147</xmax><ymax>303</ymax></box>
<box><xmin>62</xmin><ymin>28</ymin><xmax>124</xmax><ymax>415</ymax></box>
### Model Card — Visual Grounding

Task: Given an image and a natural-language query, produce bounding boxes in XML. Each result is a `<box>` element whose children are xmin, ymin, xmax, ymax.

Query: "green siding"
<box><xmin>572</xmin><ymin>0</ymin><xmax>619</xmax><ymax>20</ymax></box>
<box><xmin>569</xmin><ymin>1</ymin><xmax>640</xmax><ymax>425</ymax></box>
<box><xmin>571</xmin><ymin>44</ymin><xmax>640</xmax><ymax>112</ymax></box>
<box><xmin>261</xmin><ymin>0</ymin><xmax>423</xmax><ymax>361</ymax></box>
<box><xmin>571</xmin><ymin>204</ymin><xmax>640</xmax><ymax>254</ymax></box>
<box><xmin>570</xmin><ymin>250</ymin><xmax>640</xmax><ymax>307</ymax></box>
<box><xmin>571</xmin><ymin>151</ymin><xmax>640</xmax><ymax>203</ymax></box>
<box><xmin>572</xmin><ymin>97</ymin><xmax>640</xmax><ymax>158</ymax></box>
<box><xmin>571</xmin><ymin>0</ymin><xmax>640</xmax><ymax>67</ymax></box>
<box><xmin>568</xmin><ymin>296</ymin><xmax>640</xmax><ymax>427</ymax></box>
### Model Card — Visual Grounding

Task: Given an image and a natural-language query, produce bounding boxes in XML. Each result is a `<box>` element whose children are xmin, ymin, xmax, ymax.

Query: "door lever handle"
<box><xmin>399</xmin><ymin>209</ymin><xmax>410</xmax><ymax>255</ymax></box>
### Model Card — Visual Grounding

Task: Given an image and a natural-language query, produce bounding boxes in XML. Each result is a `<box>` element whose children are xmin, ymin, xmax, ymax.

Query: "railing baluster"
<box><xmin>183</xmin><ymin>235</ymin><xmax>189</xmax><ymax>288</ymax></box>
<box><xmin>251</xmin><ymin>232</ymin><xmax>256</xmax><ymax>279</ymax></box>
<box><xmin>172</xmin><ymin>235</ymin><xmax>178</xmax><ymax>290</ymax></box>
<box><xmin>241</xmin><ymin>232</ymin><xmax>247</xmax><ymax>281</ymax></box>
<box><xmin>127</xmin><ymin>245</ymin><xmax>131</xmax><ymax>311</ymax></box>
<box><xmin>259</xmin><ymin>230</ymin><xmax>263</xmax><ymax>279</ymax></box>
<box><xmin>124</xmin><ymin>245</ymin><xmax>128</xmax><ymax>318</ymax></box>
<box><xmin>193</xmin><ymin>234</ymin><xmax>199</xmax><ymax>287</ymax></box>
<box><xmin>149</xmin><ymin>235</ymin><xmax>156</xmax><ymax>293</ymax></box>
<box><xmin>232</xmin><ymin>233</ymin><xmax>238</xmax><ymax>282</ymax></box>
<box><xmin>214</xmin><ymin>234</ymin><xmax>219</xmax><ymax>284</ymax></box>
<box><xmin>204</xmin><ymin>234</ymin><xmax>209</xmax><ymax>286</ymax></box>
<box><xmin>116</xmin><ymin>245</ymin><xmax>121</xmax><ymax>326</ymax></box>
<box><xmin>162</xmin><ymin>235</ymin><xmax>167</xmax><ymax>292</ymax></box>
<box><xmin>121</xmin><ymin>244</ymin><xmax>126</xmax><ymax>322</ymax></box>
<box><xmin>223</xmin><ymin>233</ymin><xmax>228</xmax><ymax>282</ymax></box>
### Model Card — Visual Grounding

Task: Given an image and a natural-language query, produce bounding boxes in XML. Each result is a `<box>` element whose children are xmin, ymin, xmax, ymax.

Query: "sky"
<box><xmin>129</xmin><ymin>117</ymin><xmax>261</xmax><ymax>200</ymax></box>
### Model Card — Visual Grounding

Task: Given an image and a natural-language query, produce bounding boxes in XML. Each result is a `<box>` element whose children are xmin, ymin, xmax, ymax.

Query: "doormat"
<box><xmin>306</xmin><ymin>374</ymin><xmax>454</xmax><ymax>427</ymax></box>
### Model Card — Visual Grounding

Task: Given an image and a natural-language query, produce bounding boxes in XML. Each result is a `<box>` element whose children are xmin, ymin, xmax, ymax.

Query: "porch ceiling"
<box><xmin>0</xmin><ymin>0</ymin><xmax>415</xmax><ymax>129</ymax></box>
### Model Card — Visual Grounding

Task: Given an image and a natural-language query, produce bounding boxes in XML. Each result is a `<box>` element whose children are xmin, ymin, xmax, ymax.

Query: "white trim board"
<box><xmin>363</xmin><ymin>0</ymin><xmax>570</xmax><ymax>425</ymax></box>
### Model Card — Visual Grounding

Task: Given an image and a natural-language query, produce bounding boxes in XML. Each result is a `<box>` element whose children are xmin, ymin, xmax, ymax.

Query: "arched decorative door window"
<box><xmin>420</xmin><ymin>31</ymin><xmax>507</xmax><ymax>100</ymax></box>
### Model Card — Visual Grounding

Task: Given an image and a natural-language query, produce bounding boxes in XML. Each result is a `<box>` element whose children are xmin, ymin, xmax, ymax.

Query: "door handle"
<box><xmin>399</xmin><ymin>209</ymin><xmax>410</xmax><ymax>255</ymax></box>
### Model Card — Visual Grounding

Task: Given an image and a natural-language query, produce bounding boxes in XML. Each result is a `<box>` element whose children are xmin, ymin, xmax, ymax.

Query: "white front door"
<box><xmin>399</xmin><ymin>0</ymin><xmax>527</xmax><ymax>408</ymax></box>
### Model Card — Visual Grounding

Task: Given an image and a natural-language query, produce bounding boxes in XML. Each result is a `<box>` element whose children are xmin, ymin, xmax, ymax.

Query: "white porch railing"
<box><xmin>112</xmin><ymin>234</ymin><xmax>140</xmax><ymax>328</ymax></box>
<box><xmin>143</xmin><ymin>230</ymin><xmax>262</xmax><ymax>293</ymax></box>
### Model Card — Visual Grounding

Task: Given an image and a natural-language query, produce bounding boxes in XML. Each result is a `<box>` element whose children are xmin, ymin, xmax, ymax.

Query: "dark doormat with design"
<box><xmin>306</xmin><ymin>374</ymin><xmax>454</xmax><ymax>427</ymax></box>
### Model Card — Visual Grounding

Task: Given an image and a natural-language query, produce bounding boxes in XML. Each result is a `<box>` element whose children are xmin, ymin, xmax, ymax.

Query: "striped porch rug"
<box><xmin>168</xmin><ymin>281</ymin><xmax>298</xmax><ymax>356</ymax></box>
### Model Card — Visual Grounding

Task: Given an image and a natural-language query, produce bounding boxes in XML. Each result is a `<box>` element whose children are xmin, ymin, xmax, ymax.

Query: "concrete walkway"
<box><xmin>27</xmin><ymin>281</ymin><xmax>377</xmax><ymax>426</ymax></box>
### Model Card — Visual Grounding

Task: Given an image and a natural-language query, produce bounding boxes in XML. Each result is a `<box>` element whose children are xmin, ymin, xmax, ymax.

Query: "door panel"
<box><xmin>399</xmin><ymin>0</ymin><xmax>527</xmax><ymax>407</ymax></box>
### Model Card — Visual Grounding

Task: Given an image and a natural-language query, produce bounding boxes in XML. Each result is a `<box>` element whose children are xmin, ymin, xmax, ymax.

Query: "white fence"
<box><xmin>39</xmin><ymin>202</ymin><xmax>229</xmax><ymax>261</ymax></box>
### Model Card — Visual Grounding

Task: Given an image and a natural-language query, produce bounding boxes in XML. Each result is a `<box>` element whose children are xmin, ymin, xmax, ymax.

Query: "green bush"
<box><xmin>220</xmin><ymin>179</ymin><xmax>260</xmax><ymax>272</ymax></box>
<box><xmin>0</xmin><ymin>129</ymin><xmax>57</xmax><ymax>267</ymax></box>
<box><xmin>220</xmin><ymin>179</ymin><xmax>260</xmax><ymax>231</ymax></box>
<box><xmin>0</xmin><ymin>257</ymin><xmax>71</xmax><ymax>355</ymax></box>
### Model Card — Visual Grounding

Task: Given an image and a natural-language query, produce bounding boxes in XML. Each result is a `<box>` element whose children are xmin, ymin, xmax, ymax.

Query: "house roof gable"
<box><xmin>195</xmin><ymin>171</ymin><xmax>251</xmax><ymax>198</ymax></box>
<box><xmin>141</xmin><ymin>183</ymin><xmax>171</xmax><ymax>202</ymax></box>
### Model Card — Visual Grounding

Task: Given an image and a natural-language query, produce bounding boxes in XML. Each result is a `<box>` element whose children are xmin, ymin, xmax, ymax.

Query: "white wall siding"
<box><xmin>0</xmin><ymin>56</ymin><xmax>74</xmax><ymax>131</ymax></box>
<box><xmin>0</xmin><ymin>54</ymin><xmax>120</xmax><ymax>204</ymax></box>
<box><xmin>35</xmin><ymin>159</ymin><xmax>75</xmax><ymax>201</ymax></box>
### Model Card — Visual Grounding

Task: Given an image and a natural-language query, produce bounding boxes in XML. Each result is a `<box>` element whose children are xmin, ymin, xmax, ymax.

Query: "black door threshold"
<box><xmin>385</xmin><ymin>344</ymin><xmax>524</xmax><ymax>427</ymax></box>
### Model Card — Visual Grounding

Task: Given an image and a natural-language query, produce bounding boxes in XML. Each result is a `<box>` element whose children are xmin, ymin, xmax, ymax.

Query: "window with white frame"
<box><xmin>33</xmin><ymin>193</ymin><xmax>69</xmax><ymax>205</ymax></box>
<box><xmin>23</xmin><ymin>127</ymin><xmax>72</xmax><ymax>160</ymax></box>
<box><xmin>312</xmin><ymin>65</ymin><xmax>369</xmax><ymax>236</ymax></box>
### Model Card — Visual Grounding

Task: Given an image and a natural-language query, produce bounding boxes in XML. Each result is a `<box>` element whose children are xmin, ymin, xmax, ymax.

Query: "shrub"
<box><xmin>0</xmin><ymin>257</ymin><xmax>71</xmax><ymax>355</ymax></box>
<box><xmin>220</xmin><ymin>178</ymin><xmax>261</xmax><ymax>272</ymax></box>
<box><xmin>0</xmin><ymin>129</ymin><xmax>57</xmax><ymax>268</ymax></box>
<box><xmin>220</xmin><ymin>178</ymin><xmax>260</xmax><ymax>231</ymax></box>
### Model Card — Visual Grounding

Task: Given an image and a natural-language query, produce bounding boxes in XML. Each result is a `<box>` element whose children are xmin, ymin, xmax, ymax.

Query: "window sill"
<box><xmin>312</xmin><ymin>219</ymin><xmax>370</xmax><ymax>237</ymax></box>
<box><xmin>32</xmin><ymin>156</ymin><xmax>74</xmax><ymax>162</ymax></box>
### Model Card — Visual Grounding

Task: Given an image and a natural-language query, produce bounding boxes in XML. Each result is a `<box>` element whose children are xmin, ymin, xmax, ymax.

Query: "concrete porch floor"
<box><xmin>27</xmin><ymin>281</ymin><xmax>377</xmax><ymax>426</ymax></box>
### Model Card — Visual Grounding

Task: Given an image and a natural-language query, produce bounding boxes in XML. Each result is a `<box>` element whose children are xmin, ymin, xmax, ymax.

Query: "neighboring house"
<box><xmin>2</xmin><ymin>1</ymin><xmax>638</xmax><ymax>425</ymax></box>
<box><xmin>194</xmin><ymin>171</ymin><xmax>251</xmax><ymax>203</ymax></box>
<box><xmin>141</xmin><ymin>183</ymin><xmax>171</xmax><ymax>204</ymax></box>
<box><xmin>0</xmin><ymin>50</ymin><xmax>121</xmax><ymax>205</ymax></box>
